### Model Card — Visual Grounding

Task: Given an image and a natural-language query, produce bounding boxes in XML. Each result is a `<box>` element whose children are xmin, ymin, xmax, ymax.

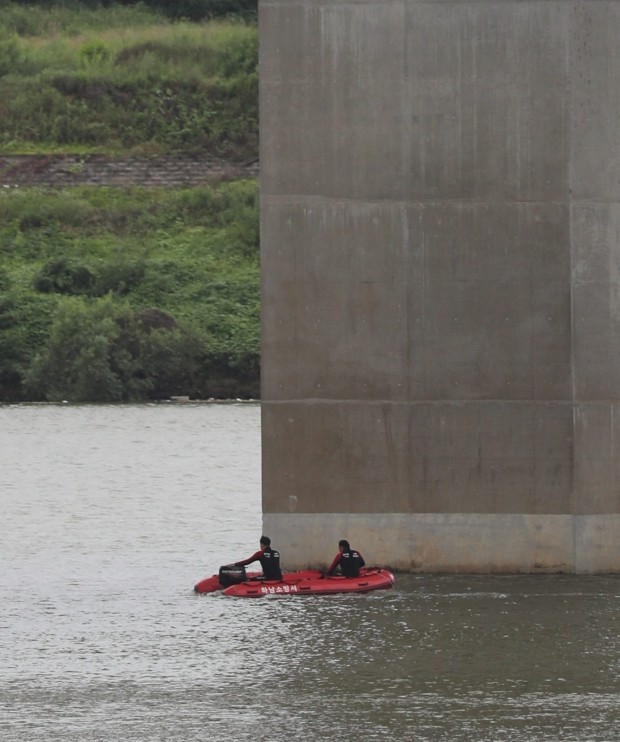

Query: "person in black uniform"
<box><xmin>234</xmin><ymin>535</ymin><xmax>282</xmax><ymax>581</ymax></box>
<box><xmin>326</xmin><ymin>539</ymin><xmax>365</xmax><ymax>577</ymax></box>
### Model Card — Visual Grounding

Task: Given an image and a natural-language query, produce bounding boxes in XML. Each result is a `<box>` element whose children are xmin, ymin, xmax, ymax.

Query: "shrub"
<box><xmin>34</xmin><ymin>256</ymin><xmax>96</xmax><ymax>295</ymax></box>
<box><xmin>0</xmin><ymin>293</ymin><xmax>24</xmax><ymax>400</ymax></box>
<box><xmin>94</xmin><ymin>257</ymin><xmax>147</xmax><ymax>296</ymax></box>
<box><xmin>25</xmin><ymin>296</ymin><xmax>206</xmax><ymax>402</ymax></box>
<box><xmin>0</xmin><ymin>289</ymin><xmax>59</xmax><ymax>400</ymax></box>
<box><xmin>79</xmin><ymin>39</ymin><xmax>111</xmax><ymax>66</ymax></box>
<box><xmin>0</xmin><ymin>32</ymin><xmax>21</xmax><ymax>77</ymax></box>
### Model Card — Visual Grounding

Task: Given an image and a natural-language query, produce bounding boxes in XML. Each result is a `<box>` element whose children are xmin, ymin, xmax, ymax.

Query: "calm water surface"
<box><xmin>2</xmin><ymin>404</ymin><xmax>620</xmax><ymax>741</ymax></box>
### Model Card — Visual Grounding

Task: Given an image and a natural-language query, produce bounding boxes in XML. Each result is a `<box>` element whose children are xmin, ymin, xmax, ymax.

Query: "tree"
<box><xmin>0</xmin><ymin>294</ymin><xmax>24</xmax><ymax>400</ymax></box>
<box><xmin>25</xmin><ymin>296</ymin><xmax>205</xmax><ymax>402</ymax></box>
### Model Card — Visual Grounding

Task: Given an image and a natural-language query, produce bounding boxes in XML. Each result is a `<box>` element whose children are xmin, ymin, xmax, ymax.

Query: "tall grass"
<box><xmin>10</xmin><ymin>20</ymin><xmax>257</xmax><ymax>80</ymax></box>
<box><xmin>0</xmin><ymin>0</ymin><xmax>257</xmax><ymax>33</ymax></box>
<box><xmin>0</xmin><ymin>3</ymin><xmax>163</xmax><ymax>37</ymax></box>
<box><xmin>0</xmin><ymin>11</ymin><xmax>258</xmax><ymax>154</ymax></box>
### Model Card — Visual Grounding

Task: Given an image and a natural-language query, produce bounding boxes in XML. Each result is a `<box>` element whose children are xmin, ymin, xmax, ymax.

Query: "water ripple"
<box><xmin>2</xmin><ymin>405</ymin><xmax>620</xmax><ymax>740</ymax></box>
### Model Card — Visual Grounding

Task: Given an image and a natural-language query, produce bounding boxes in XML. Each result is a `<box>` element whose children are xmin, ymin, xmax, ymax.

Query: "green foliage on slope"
<box><xmin>0</xmin><ymin>5</ymin><xmax>258</xmax><ymax>156</ymax></box>
<box><xmin>0</xmin><ymin>181</ymin><xmax>260</xmax><ymax>402</ymax></box>
<box><xmin>0</xmin><ymin>1</ymin><xmax>262</xmax><ymax>403</ymax></box>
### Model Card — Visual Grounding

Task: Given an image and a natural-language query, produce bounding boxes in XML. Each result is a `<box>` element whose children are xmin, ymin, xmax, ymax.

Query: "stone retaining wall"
<box><xmin>0</xmin><ymin>154</ymin><xmax>259</xmax><ymax>188</ymax></box>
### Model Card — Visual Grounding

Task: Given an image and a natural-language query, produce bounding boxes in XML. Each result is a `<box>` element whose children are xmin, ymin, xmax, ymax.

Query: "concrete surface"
<box><xmin>260</xmin><ymin>0</ymin><xmax>620</xmax><ymax>572</ymax></box>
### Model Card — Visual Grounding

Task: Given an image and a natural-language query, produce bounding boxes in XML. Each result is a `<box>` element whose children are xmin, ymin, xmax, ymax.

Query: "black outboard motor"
<box><xmin>218</xmin><ymin>564</ymin><xmax>247</xmax><ymax>587</ymax></box>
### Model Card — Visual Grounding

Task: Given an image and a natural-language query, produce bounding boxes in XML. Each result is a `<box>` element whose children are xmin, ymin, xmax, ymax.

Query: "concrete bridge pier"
<box><xmin>259</xmin><ymin>0</ymin><xmax>620</xmax><ymax>572</ymax></box>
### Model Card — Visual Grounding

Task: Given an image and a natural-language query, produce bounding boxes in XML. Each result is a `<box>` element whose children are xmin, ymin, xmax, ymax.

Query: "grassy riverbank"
<box><xmin>0</xmin><ymin>181</ymin><xmax>259</xmax><ymax>402</ymax></box>
<box><xmin>0</xmin><ymin>2</ymin><xmax>260</xmax><ymax>403</ymax></box>
<box><xmin>0</xmin><ymin>4</ymin><xmax>257</xmax><ymax>156</ymax></box>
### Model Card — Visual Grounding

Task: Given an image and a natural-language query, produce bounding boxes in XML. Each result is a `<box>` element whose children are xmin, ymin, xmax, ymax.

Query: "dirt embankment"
<box><xmin>0</xmin><ymin>154</ymin><xmax>259</xmax><ymax>188</ymax></box>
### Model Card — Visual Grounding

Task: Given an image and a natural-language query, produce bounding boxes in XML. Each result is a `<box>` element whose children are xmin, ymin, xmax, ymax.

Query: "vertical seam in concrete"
<box><xmin>611</xmin><ymin>405</ymin><xmax>615</xmax><ymax>515</ymax></box>
<box><xmin>567</xmin><ymin>3</ymin><xmax>577</xmax><ymax>571</ymax></box>
<box><xmin>403</xmin><ymin>0</ymin><xmax>412</xmax><ymax>403</ymax></box>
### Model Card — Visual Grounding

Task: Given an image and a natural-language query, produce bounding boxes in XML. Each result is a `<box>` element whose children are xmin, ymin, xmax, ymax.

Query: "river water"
<box><xmin>2</xmin><ymin>403</ymin><xmax>620</xmax><ymax>741</ymax></box>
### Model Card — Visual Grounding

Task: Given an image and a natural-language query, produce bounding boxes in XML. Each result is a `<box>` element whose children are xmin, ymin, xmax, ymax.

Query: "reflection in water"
<box><xmin>2</xmin><ymin>404</ymin><xmax>620</xmax><ymax>740</ymax></box>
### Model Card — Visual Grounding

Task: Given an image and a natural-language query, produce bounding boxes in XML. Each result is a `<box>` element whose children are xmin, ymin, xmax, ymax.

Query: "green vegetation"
<box><xmin>0</xmin><ymin>5</ymin><xmax>257</xmax><ymax>156</ymax></box>
<box><xmin>0</xmin><ymin>0</ymin><xmax>258</xmax><ymax>29</ymax></box>
<box><xmin>0</xmin><ymin>1</ymin><xmax>261</xmax><ymax>403</ymax></box>
<box><xmin>0</xmin><ymin>182</ymin><xmax>260</xmax><ymax>402</ymax></box>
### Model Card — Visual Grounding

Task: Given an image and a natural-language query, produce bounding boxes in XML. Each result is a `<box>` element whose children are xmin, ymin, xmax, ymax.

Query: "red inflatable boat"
<box><xmin>194</xmin><ymin>567</ymin><xmax>395</xmax><ymax>598</ymax></box>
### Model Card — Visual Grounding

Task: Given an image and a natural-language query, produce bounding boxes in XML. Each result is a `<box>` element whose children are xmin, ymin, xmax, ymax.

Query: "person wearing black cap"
<box><xmin>234</xmin><ymin>536</ymin><xmax>282</xmax><ymax>581</ymax></box>
<box><xmin>326</xmin><ymin>539</ymin><xmax>365</xmax><ymax>577</ymax></box>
